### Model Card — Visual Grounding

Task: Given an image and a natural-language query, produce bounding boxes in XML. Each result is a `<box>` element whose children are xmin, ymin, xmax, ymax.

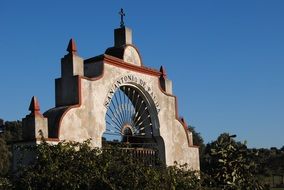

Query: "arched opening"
<box><xmin>102</xmin><ymin>84</ymin><xmax>165</xmax><ymax>164</ymax></box>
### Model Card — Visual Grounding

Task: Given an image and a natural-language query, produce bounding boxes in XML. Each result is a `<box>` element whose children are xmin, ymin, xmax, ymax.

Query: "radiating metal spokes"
<box><xmin>104</xmin><ymin>85</ymin><xmax>153</xmax><ymax>142</ymax></box>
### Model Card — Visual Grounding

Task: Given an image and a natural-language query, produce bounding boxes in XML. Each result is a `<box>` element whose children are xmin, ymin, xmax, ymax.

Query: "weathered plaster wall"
<box><xmin>58</xmin><ymin>61</ymin><xmax>200</xmax><ymax>170</ymax></box>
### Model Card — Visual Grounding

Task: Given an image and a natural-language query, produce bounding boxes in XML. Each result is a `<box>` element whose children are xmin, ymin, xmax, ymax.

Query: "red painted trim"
<box><xmin>82</xmin><ymin>57</ymin><xmax>105</xmax><ymax>81</ymax></box>
<box><xmin>123</xmin><ymin>44</ymin><xmax>145</xmax><ymax>66</ymax></box>
<box><xmin>57</xmin><ymin>76</ymin><xmax>82</xmax><ymax>137</ymax></box>
<box><xmin>179</xmin><ymin>117</ymin><xmax>194</xmax><ymax>147</ymax></box>
<box><xmin>26</xmin><ymin>112</ymin><xmax>46</xmax><ymax>119</ymax></box>
<box><xmin>81</xmin><ymin>69</ymin><xmax>105</xmax><ymax>81</ymax></box>
<box><xmin>56</xmin><ymin>69</ymin><xmax>105</xmax><ymax>137</ymax></box>
<box><xmin>104</xmin><ymin>54</ymin><xmax>161</xmax><ymax>77</ymax></box>
<box><xmin>35</xmin><ymin>137</ymin><xmax>60</xmax><ymax>142</ymax></box>
<box><xmin>157</xmin><ymin>77</ymin><xmax>192</xmax><ymax>147</ymax></box>
<box><xmin>12</xmin><ymin>138</ymin><xmax>60</xmax><ymax>144</ymax></box>
<box><xmin>55</xmin><ymin>54</ymin><xmax>192</xmax><ymax>149</ymax></box>
<box><xmin>85</xmin><ymin>54</ymin><xmax>160</xmax><ymax>77</ymax></box>
<box><xmin>100</xmin><ymin>55</ymin><xmax>193</xmax><ymax>147</ymax></box>
<box><xmin>189</xmin><ymin>145</ymin><xmax>199</xmax><ymax>148</ymax></box>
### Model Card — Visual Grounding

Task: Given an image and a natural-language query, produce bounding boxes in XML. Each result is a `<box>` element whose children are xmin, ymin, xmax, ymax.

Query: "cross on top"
<box><xmin>119</xmin><ymin>8</ymin><xmax>125</xmax><ymax>28</ymax></box>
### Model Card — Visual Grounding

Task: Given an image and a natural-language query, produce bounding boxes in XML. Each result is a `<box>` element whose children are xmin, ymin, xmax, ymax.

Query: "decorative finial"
<box><xmin>29</xmin><ymin>96</ymin><xmax>40</xmax><ymax>113</ymax></box>
<box><xmin>119</xmin><ymin>8</ymin><xmax>125</xmax><ymax>28</ymax></box>
<box><xmin>160</xmin><ymin>66</ymin><xmax>167</xmax><ymax>77</ymax></box>
<box><xmin>66</xmin><ymin>38</ymin><xmax>77</xmax><ymax>54</ymax></box>
<box><xmin>180</xmin><ymin>117</ymin><xmax>187</xmax><ymax>127</ymax></box>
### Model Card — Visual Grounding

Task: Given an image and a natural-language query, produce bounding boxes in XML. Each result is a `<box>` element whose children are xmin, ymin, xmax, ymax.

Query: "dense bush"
<box><xmin>0</xmin><ymin>138</ymin><xmax>10</xmax><ymax>176</ymax></box>
<box><xmin>0</xmin><ymin>120</ymin><xmax>22</xmax><ymax>177</ymax></box>
<box><xmin>1</xmin><ymin>120</ymin><xmax>281</xmax><ymax>189</ymax></box>
<box><xmin>13</xmin><ymin>135</ymin><xmax>268</xmax><ymax>190</ymax></box>
<box><xmin>14</xmin><ymin>140</ymin><xmax>201</xmax><ymax>190</ymax></box>
<box><xmin>0</xmin><ymin>177</ymin><xmax>12</xmax><ymax>190</ymax></box>
<box><xmin>201</xmin><ymin>133</ymin><xmax>265</xmax><ymax>190</ymax></box>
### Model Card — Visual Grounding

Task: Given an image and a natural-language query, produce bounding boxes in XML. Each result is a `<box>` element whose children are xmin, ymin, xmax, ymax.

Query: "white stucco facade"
<box><xmin>21</xmin><ymin>26</ymin><xmax>200</xmax><ymax>170</ymax></box>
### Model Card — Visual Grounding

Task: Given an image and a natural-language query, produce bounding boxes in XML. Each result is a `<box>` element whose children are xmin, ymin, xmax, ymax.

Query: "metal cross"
<box><xmin>119</xmin><ymin>8</ymin><xmax>125</xmax><ymax>28</ymax></box>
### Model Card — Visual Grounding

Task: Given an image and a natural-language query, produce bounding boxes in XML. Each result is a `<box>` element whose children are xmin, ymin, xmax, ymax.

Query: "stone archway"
<box><xmin>103</xmin><ymin>83</ymin><xmax>165</xmax><ymax>163</ymax></box>
<box><xmin>20</xmin><ymin>24</ymin><xmax>199</xmax><ymax>170</ymax></box>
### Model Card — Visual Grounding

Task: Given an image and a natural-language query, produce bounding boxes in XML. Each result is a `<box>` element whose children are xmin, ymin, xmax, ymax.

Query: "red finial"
<box><xmin>180</xmin><ymin>117</ymin><xmax>188</xmax><ymax>126</ymax></box>
<box><xmin>29</xmin><ymin>96</ymin><xmax>40</xmax><ymax>113</ymax></box>
<box><xmin>66</xmin><ymin>38</ymin><xmax>77</xmax><ymax>54</ymax></box>
<box><xmin>160</xmin><ymin>66</ymin><xmax>167</xmax><ymax>77</ymax></box>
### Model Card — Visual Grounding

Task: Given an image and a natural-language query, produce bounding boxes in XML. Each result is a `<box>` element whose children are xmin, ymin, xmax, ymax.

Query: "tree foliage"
<box><xmin>0</xmin><ymin>176</ymin><xmax>12</xmax><ymax>190</ymax></box>
<box><xmin>0</xmin><ymin>119</ymin><xmax>18</xmax><ymax>189</ymax></box>
<box><xmin>0</xmin><ymin>120</ymin><xmax>22</xmax><ymax>142</ymax></box>
<box><xmin>1</xmin><ymin>118</ymin><xmax>283</xmax><ymax>189</ymax></box>
<box><xmin>14</xmin><ymin>140</ymin><xmax>201</xmax><ymax>190</ymax></box>
<box><xmin>201</xmin><ymin>133</ymin><xmax>264</xmax><ymax>190</ymax></box>
<box><xmin>0</xmin><ymin>138</ymin><xmax>11</xmax><ymax>176</ymax></box>
<box><xmin>0</xmin><ymin>119</ymin><xmax>22</xmax><ymax>178</ymax></box>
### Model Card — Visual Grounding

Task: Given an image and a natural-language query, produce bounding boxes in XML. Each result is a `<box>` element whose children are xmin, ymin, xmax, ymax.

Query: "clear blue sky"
<box><xmin>0</xmin><ymin>1</ymin><xmax>283</xmax><ymax>148</ymax></box>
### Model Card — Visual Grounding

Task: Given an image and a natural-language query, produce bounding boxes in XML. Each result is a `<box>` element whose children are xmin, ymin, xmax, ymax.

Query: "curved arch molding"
<box><xmin>42</xmin><ymin>54</ymin><xmax>199</xmax><ymax>170</ymax></box>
